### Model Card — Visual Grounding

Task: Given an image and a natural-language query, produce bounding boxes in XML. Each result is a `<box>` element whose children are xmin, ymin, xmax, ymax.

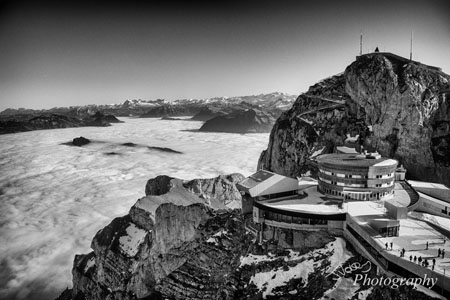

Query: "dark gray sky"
<box><xmin>0</xmin><ymin>0</ymin><xmax>449</xmax><ymax>110</ymax></box>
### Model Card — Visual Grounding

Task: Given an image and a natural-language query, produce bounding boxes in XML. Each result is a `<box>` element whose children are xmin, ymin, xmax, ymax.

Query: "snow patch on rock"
<box><xmin>119</xmin><ymin>223</ymin><xmax>147</xmax><ymax>257</ymax></box>
<box><xmin>345</xmin><ymin>133</ymin><xmax>359</xmax><ymax>143</ymax></box>
<box><xmin>250</xmin><ymin>259</ymin><xmax>315</xmax><ymax>298</ymax></box>
<box><xmin>84</xmin><ymin>257</ymin><xmax>95</xmax><ymax>273</ymax></box>
<box><xmin>248</xmin><ymin>238</ymin><xmax>353</xmax><ymax>298</ymax></box>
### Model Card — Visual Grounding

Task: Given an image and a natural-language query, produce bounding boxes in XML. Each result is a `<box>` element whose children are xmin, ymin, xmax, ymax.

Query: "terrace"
<box><xmin>346</xmin><ymin>201</ymin><xmax>450</xmax><ymax>296</ymax></box>
<box><xmin>260</xmin><ymin>185</ymin><xmax>345</xmax><ymax>215</ymax></box>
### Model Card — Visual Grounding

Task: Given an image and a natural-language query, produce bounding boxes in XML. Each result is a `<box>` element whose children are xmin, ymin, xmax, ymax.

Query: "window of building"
<box><xmin>379</xmin><ymin>226</ymin><xmax>399</xmax><ymax>237</ymax></box>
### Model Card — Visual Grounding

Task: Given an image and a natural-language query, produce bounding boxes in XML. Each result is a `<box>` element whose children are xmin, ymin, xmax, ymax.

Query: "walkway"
<box><xmin>303</xmin><ymin>94</ymin><xmax>347</xmax><ymax>105</ymax></box>
<box><xmin>297</xmin><ymin>103</ymin><xmax>344</xmax><ymax>117</ymax></box>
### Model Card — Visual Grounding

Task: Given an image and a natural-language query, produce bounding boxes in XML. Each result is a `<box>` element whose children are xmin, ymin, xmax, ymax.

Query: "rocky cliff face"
<box><xmin>67</xmin><ymin>174</ymin><xmax>249</xmax><ymax>300</ymax></box>
<box><xmin>258</xmin><ymin>53</ymin><xmax>450</xmax><ymax>186</ymax></box>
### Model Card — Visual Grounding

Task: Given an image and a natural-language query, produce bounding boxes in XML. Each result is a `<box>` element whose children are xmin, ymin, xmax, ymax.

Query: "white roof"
<box><xmin>237</xmin><ymin>170</ymin><xmax>299</xmax><ymax>197</ymax></box>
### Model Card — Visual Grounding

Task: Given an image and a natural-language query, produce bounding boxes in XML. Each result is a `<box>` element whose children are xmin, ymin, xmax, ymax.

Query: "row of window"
<box><xmin>319</xmin><ymin>177</ymin><xmax>394</xmax><ymax>188</ymax></box>
<box><xmin>319</xmin><ymin>169</ymin><xmax>394</xmax><ymax>179</ymax></box>
<box><xmin>264</xmin><ymin>211</ymin><xmax>328</xmax><ymax>225</ymax></box>
<box><xmin>378</xmin><ymin>226</ymin><xmax>399</xmax><ymax>237</ymax></box>
<box><xmin>320</xmin><ymin>186</ymin><xmax>394</xmax><ymax>200</ymax></box>
<box><xmin>374</xmin><ymin>183</ymin><xmax>392</xmax><ymax>187</ymax></box>
<box><xmin>423</xmin><ymin>201</ymin><xmax>450</xmax><ymax>216</ymax></box>
<box><xmin>331</xmin><ymin>181</ymin><xmax>366</xmax><ymax>187</ymax></box>
<box><xmin>256</xmin><ymin>190</ymin><xmax>298</xmax><ymax>200</ymax></box>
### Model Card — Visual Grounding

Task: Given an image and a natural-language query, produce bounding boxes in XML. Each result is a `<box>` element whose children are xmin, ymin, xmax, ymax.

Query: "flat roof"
<box><xmin>251</xmin><ymin>170</ymin><xmax>275</xmax><ymax>182</ymax></box>
<box><xmin>316</xmin><ymin>153</ymin><xmax>397</xmax><ymax>168</ymax></box>
<box><xmin>347</xmin><ymin>201</ymin><xmax>386</xmax><ymax>218</ymax></box>
<box><xmin>237</xmin><ymin>169</ymin><xmax>275</xmax><ymax>190</ymax></box>
<box><xmin>384</xmin><ymin>182</ymin><xmax>414</xmax><ymax>207</ymax></box>
<box><xmin>259</xmin><ymin>185</ymin><xmax>345</xmax><ymax>214</ymax></box>
<box><xmin>408</xmin><ymin>180</ymin><xmax>450</xmax><ymax>203</ymax></box>
<box><xmin>255</xmin><ymin>181</ymin><xmax>413</xmax><ymax>216</ymax></box>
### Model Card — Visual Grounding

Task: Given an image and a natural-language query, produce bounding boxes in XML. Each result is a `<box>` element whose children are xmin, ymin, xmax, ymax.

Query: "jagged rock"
<box><xmin>258</xmin><ymin>53</ymin><xmax>450</xmax><ymax>185</ymax></box>
<box><xmin>184</xmin><ymin>173</ymin><xmax>245</xmax><ymax>209</ymax></box>
<box><xmin>144</xmin><ymin>174</ymin><xmax>244</xmax><ymax>209</ymax></box>
<box><xmin>68</xmin><ymin>173</ymin><xmax>250</xmax><ymax>300</ymax></box>
<box><xmin>145</xmin><ymin>175</ymin><xmax>180</xmax><ymax>196</ymax></box>
<box><xmin>72</xmin><ymin>137</ymin><xmax>90</xmax><ymax>147</ymax></box>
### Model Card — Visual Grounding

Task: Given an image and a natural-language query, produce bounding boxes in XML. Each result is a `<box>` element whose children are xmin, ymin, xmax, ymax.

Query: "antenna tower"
<box><xmin>410</xmin><ymin>31</ymin><xmax>413</xmax><ymax>60</ymax></box>
<box><xmin>360</xmin><ymin>31</ymin><xmax>363</xmax><ymax>55</ymax></box>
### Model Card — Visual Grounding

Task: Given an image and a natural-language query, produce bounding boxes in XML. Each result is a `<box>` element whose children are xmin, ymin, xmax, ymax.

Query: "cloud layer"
<box><xmin>0</xmin><ymin>117</ymin><xmax>269</xmax><ymax>300</ymax></box>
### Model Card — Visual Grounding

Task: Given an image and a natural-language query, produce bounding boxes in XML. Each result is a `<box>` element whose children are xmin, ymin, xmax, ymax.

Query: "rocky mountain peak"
<box><xmin>259</xmin><ymin>52</ymin><xmax>450</xmax><ymax>185</ymax></box>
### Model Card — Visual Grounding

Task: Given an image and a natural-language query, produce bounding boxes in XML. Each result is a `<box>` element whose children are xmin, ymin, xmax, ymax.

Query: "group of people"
<box><xmin>409</xmin><ymin>255</ymin><xmax>437</xmax><ymax>270</ymax></box>
<box><xmin>385</xmin><ymin>242</ymin><xmax>393</xmax><ymax>250</ymax></box>
<box><xmin>386</xmin><ymin>240</ymin><xmax>446</xmax><ymax>272</ymax></box>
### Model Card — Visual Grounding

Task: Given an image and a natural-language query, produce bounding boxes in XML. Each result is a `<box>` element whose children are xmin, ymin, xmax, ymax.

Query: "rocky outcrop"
<box><xmin>258</xmin><ymin>53</ymin><xmax>450</xmax><ymax>186</ymax></box>
<box><xmin>67</xmin><ymin>173</ymin><xmax>251</xmax><ymax>300</ymax></box>
<box><xmin>144</xmin><ymin>175</ymin><xmax>180</xmax><ymax>196</ymax></box>
<box><xmin>64</xmin><ymin>176</ymin><xmax>358</xmax><ymax>300</ymax></box>
<box><xmin>184</xmin><ymin>174</ymin><xmax>245</xmax><ymax>209</ymax></box>
<box><xmin>199</xmin><ymin>109</ymin><xmax>276</xmax><ymax>133</ymax></box>
<box><xmin>72</xmin><ymin>136</ymin><xmax>91</xmax><ymax>146</ymax></box>
<box><xmin>144</xmin><ymin>174</ymin><xmax>244</xmax><ymax>208</ymax></box>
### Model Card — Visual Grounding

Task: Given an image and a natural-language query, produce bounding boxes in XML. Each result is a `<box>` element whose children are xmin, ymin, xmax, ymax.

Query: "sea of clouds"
<box><xmin>0</xmin><ymin>117</ymin><xmax>269</xmax><ymax>300</ymax></box>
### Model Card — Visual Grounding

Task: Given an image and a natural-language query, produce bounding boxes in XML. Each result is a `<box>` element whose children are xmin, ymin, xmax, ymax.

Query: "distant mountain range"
<box><xmin>0</xmin><ymin>92</ymin><xmax>297</xmax><ymax>134</ymax></box>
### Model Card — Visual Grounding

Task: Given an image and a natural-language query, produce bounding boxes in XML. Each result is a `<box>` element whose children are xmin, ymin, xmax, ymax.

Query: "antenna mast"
<box><xmin>360</xmin><ymin>31</ymin><xmax>363</xmax><ymax>56</ymax></box>
<box><xmin>410</xmin><ymin>31</ymin><xmax>413</xmax><ymax>60</ymax></box>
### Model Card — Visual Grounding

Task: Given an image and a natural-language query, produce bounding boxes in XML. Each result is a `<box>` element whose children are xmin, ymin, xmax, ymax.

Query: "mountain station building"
<box><xmin>237</xmin><ymin>152</ymin><xmax>450</xmax><ymax>298</ymax></box>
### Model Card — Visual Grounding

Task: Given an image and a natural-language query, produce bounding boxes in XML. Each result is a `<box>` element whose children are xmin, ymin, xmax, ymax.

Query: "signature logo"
<box><xmin>327</xmin><ymin>260</ymin><xmax>438</xmax><ymax>290</ymax></box>
<box><xmin>327</xmin><ymin>261</ymin><xmax>371</xmax><ymax>279</ymax></box>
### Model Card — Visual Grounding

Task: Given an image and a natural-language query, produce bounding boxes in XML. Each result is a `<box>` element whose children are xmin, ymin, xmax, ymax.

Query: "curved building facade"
<box><xmin>316</xmin><ymin>153</ymin><xmax>398</xmax><ymax>201</ymax></box>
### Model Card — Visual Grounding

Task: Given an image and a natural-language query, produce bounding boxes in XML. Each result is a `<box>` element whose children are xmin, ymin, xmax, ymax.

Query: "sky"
<box><xmin>0</xmin><ymin>0</ymin><xmax>449</xmax><ymax>111</ymax></box>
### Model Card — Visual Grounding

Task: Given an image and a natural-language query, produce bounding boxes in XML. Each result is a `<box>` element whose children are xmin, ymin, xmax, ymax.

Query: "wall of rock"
<box><xmin>259</xmin><ymin>53</ymin><xmax>450</xmax><ymax>186</ymax></box>
<box><xmin>67</xmin><ymin>174</ymin><xmax>251</xmax><ymax>300</ymax></box>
